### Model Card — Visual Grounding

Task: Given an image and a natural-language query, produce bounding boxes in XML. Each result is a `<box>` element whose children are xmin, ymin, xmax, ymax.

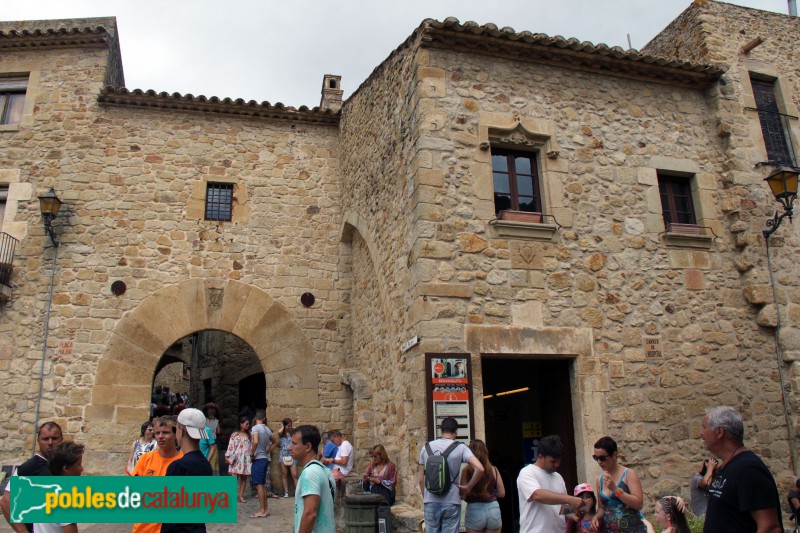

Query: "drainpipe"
<box><xmin>765</xmin><ymin>236</ymin><xmax>798</xmax><ymax>475</ymax></box>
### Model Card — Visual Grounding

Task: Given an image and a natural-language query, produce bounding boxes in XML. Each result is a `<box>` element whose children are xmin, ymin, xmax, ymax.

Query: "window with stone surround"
<box><xmin>491</xmin><ymin>149</ymin><xmax>543</xmax><ymax>217</ymax></box>
<box><xmin>204</xmin><ymin>182</ymin><xmax>233</xmax><ymax>221</ymax></box>
<box><xmin>0</xmin><ymin>77</ymin><xmax>27</xmax><ymax>126</ymax></box>
<box><xmin>750</xmin><ymin>75</ymin><xmax>794</xmax><ymax>166</ymax></box>
<box><xmin>658</xmin><ymin>174</ymin><xmax>696</xmax><ymax>229</ymax></box>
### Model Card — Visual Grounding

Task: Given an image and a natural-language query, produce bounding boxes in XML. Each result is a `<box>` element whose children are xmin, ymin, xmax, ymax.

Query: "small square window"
<box><xmin>0</xmin><ymin>77</ymin><xmax>28</xmax><ymax>126</ymax></box>
<box><xmin>204</xmin><ymin>183</ymin><xmax>233</xmax><ymax>221</ymax></box>
<box><xmin>491</xmin><ymin>149</ymin><xmax>542</xmax><ymax>216</ymax></box>
<box><xmin>658</xmin><ymin>174</ymin><xmax>696</xmax><ymax>227</ymax></box>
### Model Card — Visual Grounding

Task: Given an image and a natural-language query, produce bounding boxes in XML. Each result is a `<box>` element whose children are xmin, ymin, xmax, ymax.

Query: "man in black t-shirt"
<box><xmin>700</xmin><ymin>406</ymin><xmax>782</xmax><ymax>533</ymax></box>
<box><xmin>161</xmin><ymin>408</ymin><xmax>212</xmax><ymax>533</ymax></box>
<box><xmin>0</xmin><ymin>421</ymin><xmax>63</xmax><ymax>533</ymax></box>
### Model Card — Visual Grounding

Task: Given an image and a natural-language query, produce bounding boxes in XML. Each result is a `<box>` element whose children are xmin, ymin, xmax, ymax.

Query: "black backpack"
<box><xmin>424</xmin><ymin>441</ymin><xmax>462</xmax><ymax>495</ymax></box>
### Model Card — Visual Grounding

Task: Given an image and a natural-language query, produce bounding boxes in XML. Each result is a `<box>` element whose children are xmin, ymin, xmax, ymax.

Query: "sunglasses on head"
<box><xmin>592</xmin><ymin>454</ymin><xmax>610</xmax><ymax>462</ymax></box>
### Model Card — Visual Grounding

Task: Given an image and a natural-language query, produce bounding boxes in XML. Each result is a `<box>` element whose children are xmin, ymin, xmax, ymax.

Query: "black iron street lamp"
<box><xmin>762</xmin><ymin>165</ymin><xmax>800</xmax><ymax>476</ymax></box>
<box><xmin>37</xmin><ymin>188</ymin><xmax>62</xmax><ymax>247</ymax></box>
<box><xmin>763</xmin><ymin>166</ymin><xmax>800</xmax><ymax>239</ymax></box>
<box><xmin>33</xmin><ymin>187</ymin><xmax>63</xmax><ymax>453</ymax></box>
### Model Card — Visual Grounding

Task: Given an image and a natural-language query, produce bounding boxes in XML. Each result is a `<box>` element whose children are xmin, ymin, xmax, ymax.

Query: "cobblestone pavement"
<box><xmin>1</xmin><ymin>492</ymin><xmax>296</xmax><ymax>533</ymax></box>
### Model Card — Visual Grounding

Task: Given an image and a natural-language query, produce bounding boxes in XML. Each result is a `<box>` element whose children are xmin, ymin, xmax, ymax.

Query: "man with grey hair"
<box><xmin>700</xmin><ymin>406</ymin><xmax>782</xmax><ymax>532</ymax></box>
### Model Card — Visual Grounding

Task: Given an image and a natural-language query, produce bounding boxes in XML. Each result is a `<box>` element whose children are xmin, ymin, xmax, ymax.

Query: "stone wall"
<box><xmin>338</xmin><ymin>31</ymin><xmax>426</xmax><ymax>501</ymax></box>
<box><xmin>0</xmin><ymin>37</ymin><xmax>348</xmax><ymax>471</ymax></box>
<box><xmin>153</xmin><ymin>362</ymin><xmax>185</xmax><ymax>395</ymax></box>
<box><xmin>2</xmin><ymin>4</ymin><xmax>800</xmax><ymax>517</ymax></box>
<box><xmin>399</xmin><ymin>12</ymin><xmax>795</xmax><ymax>501</ymax></box>
<box><xmin>643</xmin><ymin>0</ymin><xmax>800</xmax><ymax>496</ymax></box>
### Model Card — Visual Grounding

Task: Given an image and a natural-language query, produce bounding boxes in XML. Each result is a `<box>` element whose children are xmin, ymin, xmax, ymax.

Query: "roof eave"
<box><xmin>421</xmin><ymin>23</ymin><xmax>725</xmax><ymax>88</ymax></box>
<box><xmin>0</xmin><ymin>27</ymin><xmax>113</xmax><ymax>50</ymax></box>
<box><xmin>97</xmin><ymin>87</ymin><xmax>340</xmax><ymax>126</ymax></box>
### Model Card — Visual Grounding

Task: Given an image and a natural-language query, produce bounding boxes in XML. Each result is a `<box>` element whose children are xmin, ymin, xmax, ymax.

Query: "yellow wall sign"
<box><xmin>522</xmin><ymin>421</ymin><xmax>542</xmax><ymax>438</ymax></box>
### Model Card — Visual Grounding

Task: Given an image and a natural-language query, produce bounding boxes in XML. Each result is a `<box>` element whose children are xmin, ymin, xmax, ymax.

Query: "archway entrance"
<box><xmin>152</xmin><ymin>330</ymin><xmax>265</xmax><ymax>428</ymax></box>
<box><xmin>87</xmin><ymin>279</ymin><xmax>319</xmax><ymax>473</ymax></box>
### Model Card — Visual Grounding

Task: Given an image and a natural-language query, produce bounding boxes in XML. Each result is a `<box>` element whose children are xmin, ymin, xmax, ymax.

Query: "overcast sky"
<box><xmin>2</xmin><ymin>1</ymin><xmax>793</xmax><ymax>108</ymax></box>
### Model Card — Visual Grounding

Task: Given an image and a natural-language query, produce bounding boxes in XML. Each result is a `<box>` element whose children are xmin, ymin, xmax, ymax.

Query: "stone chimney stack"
<box><xmin>320</xmin><ymin>74</ymin><xmax>343</xmax><ymax>112</ymax></box>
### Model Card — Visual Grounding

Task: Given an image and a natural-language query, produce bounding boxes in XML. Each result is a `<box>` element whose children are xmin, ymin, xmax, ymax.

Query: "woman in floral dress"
<box><xmin>225</xmin><ymin>416</ymin><xmax>252</xmax><ymax>503</ymax></box>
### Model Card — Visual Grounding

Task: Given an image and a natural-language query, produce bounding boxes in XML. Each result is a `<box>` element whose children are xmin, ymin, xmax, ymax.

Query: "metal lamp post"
<box><xmin>33</xmin><ymin>187</ymin><xmax>63</xmax><ymax>453</ymax></box>
<box><xmin>762</xmin><ymin>165</ymin><xmax>800</xmax><ymax>474</ymax></box>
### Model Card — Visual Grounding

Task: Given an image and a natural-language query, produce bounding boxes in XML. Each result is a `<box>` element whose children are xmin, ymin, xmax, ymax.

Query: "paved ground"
<box><xmin>2</xmin><ymin>493</ymin><xmax>297</xmax><ymax>533</ymax></box>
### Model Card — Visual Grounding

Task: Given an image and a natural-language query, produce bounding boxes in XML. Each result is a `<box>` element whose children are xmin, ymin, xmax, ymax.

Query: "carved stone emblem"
<box><xmin>208</xmin><ymin>288</ymin><xmax>224</xmax><ymax>309</ymax></box>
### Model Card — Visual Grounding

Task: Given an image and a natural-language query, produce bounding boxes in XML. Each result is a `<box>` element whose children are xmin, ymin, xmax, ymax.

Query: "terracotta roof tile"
<box><xmin>0</xmin><ymin>25</ymin><xmax>113</xmax><ymax>49</ymax></box>
<box><xmin>419</xmin><ymin>17</ymin><xmax>725</xmax><ymax>86</ymax></box>
<box><xmin>98</xmin><ymin>86</ymin><xmax>339</xmax><ymax>125</ymax></box>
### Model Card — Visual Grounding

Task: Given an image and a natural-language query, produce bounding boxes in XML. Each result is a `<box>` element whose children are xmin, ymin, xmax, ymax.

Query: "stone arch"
<box><xmin>87</xmin><ymin>279</ymin><xmax>317</xmax><ymax>436</ymax></box>
<box><xmin>340</xmin><ymin>210</ymin><xmax>393</xmax><ymax>311</ymax></box>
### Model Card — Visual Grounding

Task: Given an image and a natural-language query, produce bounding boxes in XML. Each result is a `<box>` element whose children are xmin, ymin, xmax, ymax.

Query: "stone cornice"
<box><xmin>98</xmin><ymin>86</ymin><xmax>340</xmax><ymax>125</ymax></box>
<box><xmin>0</xmin><ymin>26</ymin><xmax>113</xmax><ymax>50</ymax></box>
<box><xmin>420</xmin><ymin>18</ymin><xmax>725</xmax><ymax>88</ymax></box>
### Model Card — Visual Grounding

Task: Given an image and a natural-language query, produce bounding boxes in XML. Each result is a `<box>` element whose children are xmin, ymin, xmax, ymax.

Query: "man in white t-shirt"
<box><xmin>517</xmin><ymin>435</ymin><xmax>588</xmax><ymax>533</ymax></box>
<box><xmin>321</xmin><ymin>430</ymin><xmax>353</xmax><ymax>482</ymax></box>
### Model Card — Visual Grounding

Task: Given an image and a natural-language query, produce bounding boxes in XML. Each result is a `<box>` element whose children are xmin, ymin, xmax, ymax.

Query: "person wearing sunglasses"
<box><xmin>590</xmin><ymin>436</ymin><xmax>647</xmax><ymax>532</ymax></box>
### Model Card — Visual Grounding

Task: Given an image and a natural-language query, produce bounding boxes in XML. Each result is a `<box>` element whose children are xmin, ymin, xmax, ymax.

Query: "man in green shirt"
<box><xmin>291</xmin><ymin>425</ymin><xmax>335</xmax><ymax>533</ymax></box>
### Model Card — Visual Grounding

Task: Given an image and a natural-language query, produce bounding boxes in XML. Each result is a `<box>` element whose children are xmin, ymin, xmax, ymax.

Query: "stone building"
<box><xmin>1</xmin><ymin>0</ymin><xmax>799</xmax><ymax>527</ymax></box>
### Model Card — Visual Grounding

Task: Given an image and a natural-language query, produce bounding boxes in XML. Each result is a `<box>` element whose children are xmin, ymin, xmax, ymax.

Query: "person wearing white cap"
<box><xmin>161</xmin><ymin>408</ymin><xmax>213</xmax><ymax>533</ymax></box>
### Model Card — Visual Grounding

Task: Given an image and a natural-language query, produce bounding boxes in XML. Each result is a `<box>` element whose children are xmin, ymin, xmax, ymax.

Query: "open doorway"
<box><xmin>481</xmin><ymin>357</ymin><xmax>576</xmax><ymax>533</ymax></box>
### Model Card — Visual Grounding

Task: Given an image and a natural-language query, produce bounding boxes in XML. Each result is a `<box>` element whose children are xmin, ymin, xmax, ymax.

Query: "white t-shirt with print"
<box><xmin>333</xmin><ymin>439</ymin><xmax>354</xmax><ymax>475</ymax></box>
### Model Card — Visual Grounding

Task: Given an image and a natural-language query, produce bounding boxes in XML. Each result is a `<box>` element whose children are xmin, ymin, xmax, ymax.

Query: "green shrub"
<box><xmin>686</xmin><ymin>513</ymin><xmax>705</xmax><ymax>533</ymax></box>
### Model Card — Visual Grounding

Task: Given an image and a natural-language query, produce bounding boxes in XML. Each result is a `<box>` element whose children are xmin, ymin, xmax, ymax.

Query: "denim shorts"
<box><xmin>251</xmin><ymin>458</ymin><xmax>268</xmax><ymax>485</ymax></box>
<box><xmin>465</xmin><ymin>501</ymin><xmax>501</xmax><ymax>531</ymax></box>
<box><xmin>424</xmin><ymin>502</ymin><xmax>461</xmax><ymax>533</ymax></box>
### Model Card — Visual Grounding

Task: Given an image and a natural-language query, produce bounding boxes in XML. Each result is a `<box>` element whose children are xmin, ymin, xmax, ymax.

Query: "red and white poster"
<box><xmin>426</xmin><ymin>353</ymin><xmax>474</xmax><ymax>442</ymax></box>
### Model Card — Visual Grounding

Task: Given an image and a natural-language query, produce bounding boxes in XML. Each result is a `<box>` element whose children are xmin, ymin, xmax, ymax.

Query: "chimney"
<box><xmin>320</xmin><ymin>74</ymin><xmax>343</xmax><ymax>112</ymax></box>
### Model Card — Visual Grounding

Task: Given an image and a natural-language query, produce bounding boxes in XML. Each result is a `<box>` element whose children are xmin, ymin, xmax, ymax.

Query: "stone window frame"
<box><xmin>644</xmin><ymin>157</ymin><xmax>716</xmax><ymax>250</ymax></box>
<box><xmin>477</xmin><ymin>114</ymin><xmax>570</xmax><ymax>241</ymax></box>
<box><xmin>204</xmin><ymin>182</ymin><xmax>234</xmax><ymax>222</ymax></box>
<box><xmin>741</xmin><ymin>61</ymin><xmax>800</xmax><ymax>167</ymax></box>
<box><xmin>0</xmin><ymin>169</ymin><xmax>32</xmax><ymax>242</ymax></box>
<box><xmin>0</xmin><ymin>62</ymin><xmax>40</xmax><ymax>133</ymax></box>
<box><xmin>187</xmin><ymin>176</ymin><xmax>249</xmax><ymax>224</ymax></box>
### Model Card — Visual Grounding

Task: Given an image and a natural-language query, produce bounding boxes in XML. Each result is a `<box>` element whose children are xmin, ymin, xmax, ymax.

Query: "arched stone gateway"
<box><xmin>85</xmin><ymin>279</ymin><xmax>317</xmax><ymax>472</ymax></box>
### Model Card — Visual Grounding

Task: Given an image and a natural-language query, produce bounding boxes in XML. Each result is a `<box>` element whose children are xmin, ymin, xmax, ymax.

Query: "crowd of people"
<box><xmin>2</xmin><ymin>404</ymin><xmax>795</xmax><ymax>533</ymax></box>
<box><xmin>420</xmin><ymin>406</ymin><xmax>787</xmax><ymax>533</ymax></box>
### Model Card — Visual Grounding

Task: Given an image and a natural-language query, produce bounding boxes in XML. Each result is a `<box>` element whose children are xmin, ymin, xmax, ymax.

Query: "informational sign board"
<box><xmin>522</xmin><ymin>421</ymin><xmax>543</xmax><ymax>465</ymax></box>
<box><xmin>425</xmin><ymin>353</ymin><xmax>475</xmax><ymax>443</ymax></box>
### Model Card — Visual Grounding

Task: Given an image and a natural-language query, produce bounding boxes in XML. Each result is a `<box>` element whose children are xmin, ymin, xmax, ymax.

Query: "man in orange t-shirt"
<box><xmin>131</xmin><ymin>415</ymin><xmax>183</xmax><ymax>533</ymax></box>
